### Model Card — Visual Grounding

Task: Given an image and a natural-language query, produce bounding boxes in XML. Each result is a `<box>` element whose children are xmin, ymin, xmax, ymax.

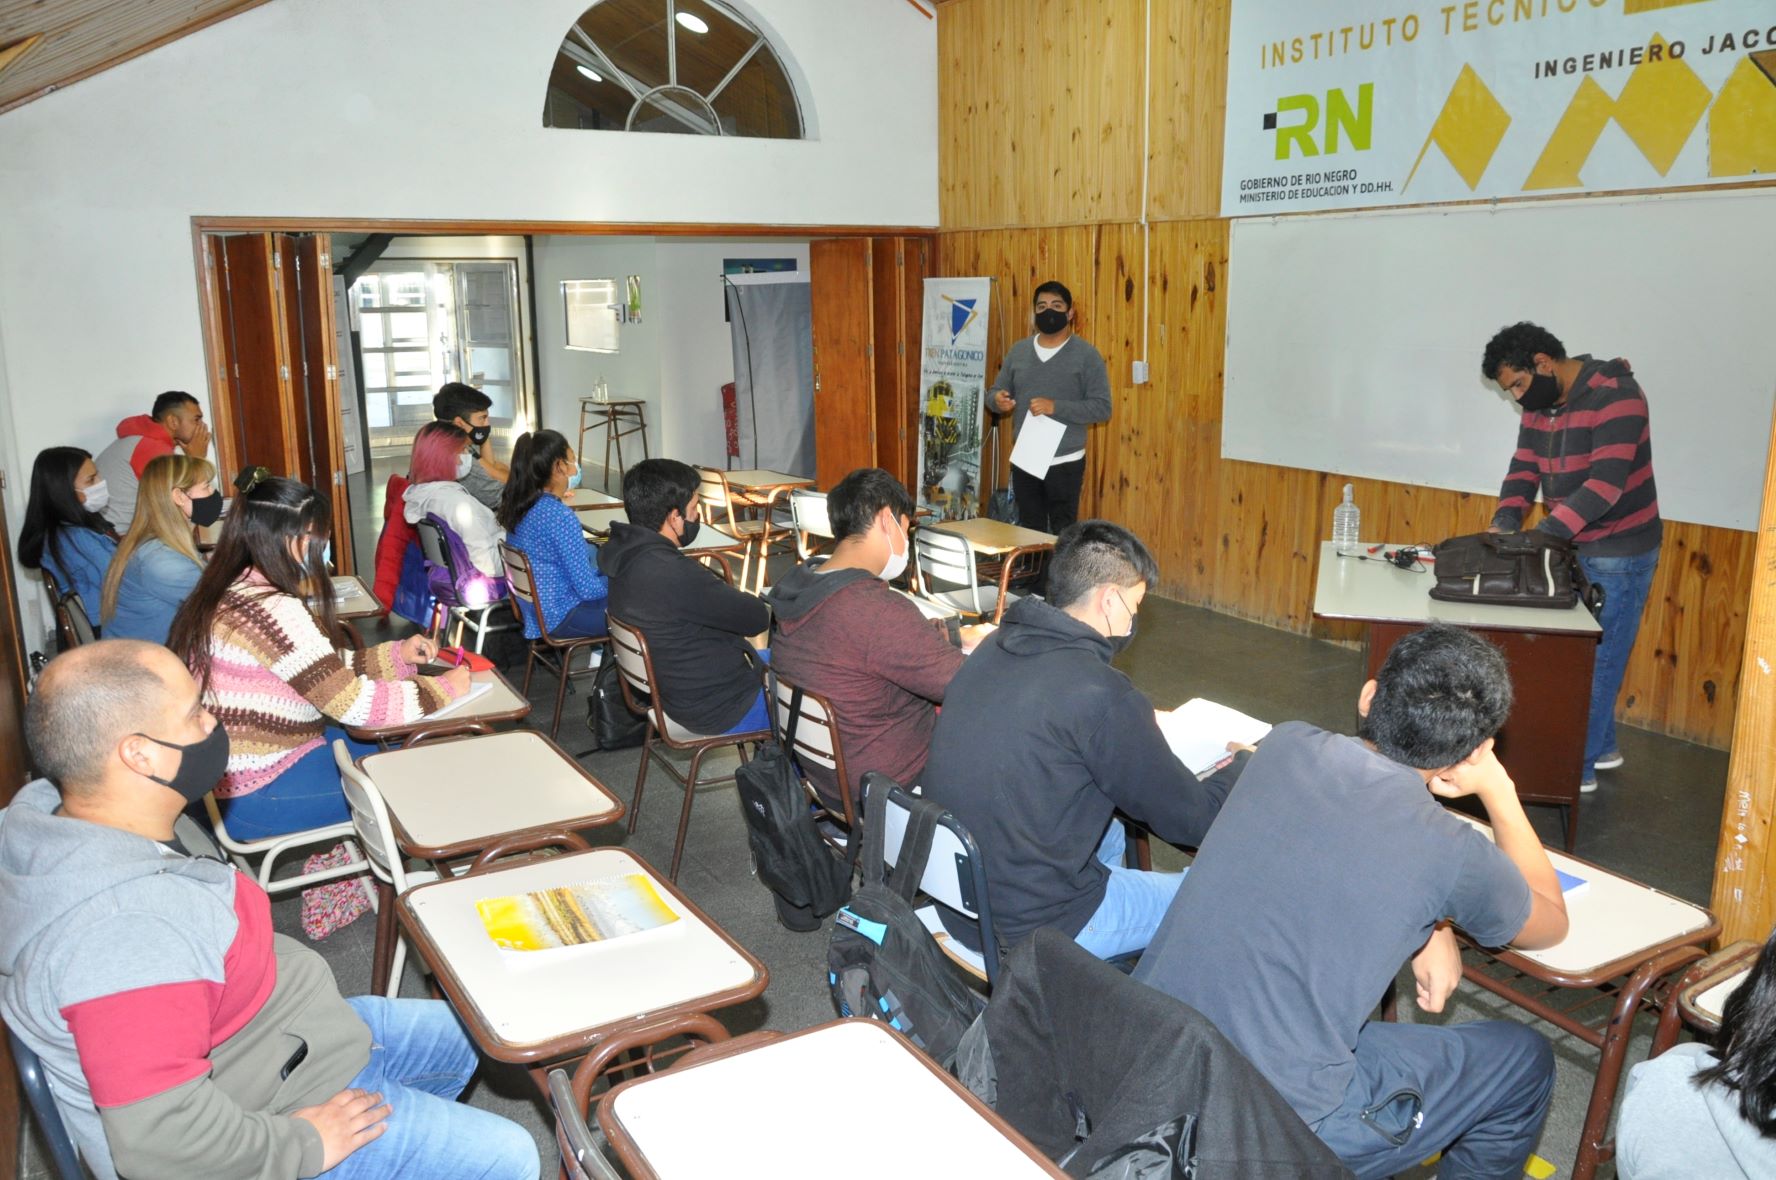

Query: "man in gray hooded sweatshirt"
<box><xmin>0</xmin><ymin>640</ymin><xmax>537</xmax><ymax>1180</ymax></box>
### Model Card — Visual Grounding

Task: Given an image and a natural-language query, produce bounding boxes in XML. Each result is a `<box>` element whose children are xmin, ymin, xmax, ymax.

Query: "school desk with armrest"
<box><xmin>1449</xmin><ymin>814</ymin><xmax>1716</xmax><ymax>1180</ymax></box>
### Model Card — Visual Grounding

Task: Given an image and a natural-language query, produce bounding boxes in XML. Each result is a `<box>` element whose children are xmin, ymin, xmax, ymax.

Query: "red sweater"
<box><xmin>768</xmin><ymin>566</ymin><xmax>966</xmax><ymax>810</ymax></box>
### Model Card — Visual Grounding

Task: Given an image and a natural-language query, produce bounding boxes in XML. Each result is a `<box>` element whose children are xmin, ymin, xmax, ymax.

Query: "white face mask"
<box><xmin>455</xmin><ymin>450</ymin><xmax>474</xmax><ymax>480</ymax></box>
<box><xmin>80</xmin><ymin>478</ymin><xmax>110</xmax><ymax>514</ymax></box>
<box><xmin>879</xmin><ymin>516</ymin><xmax>909</xmax><ymax>582</ymax></box>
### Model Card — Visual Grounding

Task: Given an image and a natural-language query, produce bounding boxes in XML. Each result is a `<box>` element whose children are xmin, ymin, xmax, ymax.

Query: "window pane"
<box><xmin>711</xmin><ymin>49</ymin><xmax>799</xmax><ymax>139</ymax></box>
<box><xmin>358</xmin><ymin>314</ymin><xmax>385</xmax><ymax>349</ymax></box>
<box><xmin>673</xmin><ymin>0</ymin><xmax>753</xmax><ymax>95</ymax></box>
<box><xmin>391</xmin><ymin>349</ymin><xmax>434</xmax><ymax>379</ymax></box>
<box><xmin>481</xmin><ymin>383</ymin><xmax>516</xmax><ymax>420</ymax></box>
<box><xmin>581</xmin><ymin>0</ymin><xmax>668</xmax><ymax>91</ymax></box>
<box><xmin>383</xmin><ymin>274</ymin><xmax>427</xmax><ymax>307</ymax></box>
<box><xmin>386</xmin><ymin>312</ymin><xmax>430</xmax><ymax>347</ymax></box>
<box><xmin>466</xmin><ymin>346</ymin><xmax>512</xmax><ymax>384</ymax></box>
<box><xmin>361</xmin><ymin>353</ymin><xmax>389</xmax><ymax>389</ymax></box>
<box><xmin>395</xmin><ymin>388</ymin><xmax>434</xmax><ymax>406</ymax></box>
<box><xmin>364</xmin><ymin>391</ymin><xmax>392</xmax><ymax>429</ymax></box>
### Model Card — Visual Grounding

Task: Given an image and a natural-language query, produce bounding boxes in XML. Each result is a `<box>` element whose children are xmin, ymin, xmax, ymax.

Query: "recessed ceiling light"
<box><xmin>675</xmin><ymin>12</ymin><xmax>710</xmax><ymax>34</ymax></box>
<box><xmin>576</xmin><ymin>64</ymin><xmax>603</xmax><ymax>82</ymax></box>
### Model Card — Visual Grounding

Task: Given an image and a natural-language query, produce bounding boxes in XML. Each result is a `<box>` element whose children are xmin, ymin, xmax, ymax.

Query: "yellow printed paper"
<box><xmin>476</xmin><ymin>875</ymin><xmax>678</xmax><ymax>952</ymax></box>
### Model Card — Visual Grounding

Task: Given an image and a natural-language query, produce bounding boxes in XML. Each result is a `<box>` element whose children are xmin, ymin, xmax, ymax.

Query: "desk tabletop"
<box><xmin>721</xmin><ymin>469</ymin><xmax>814</xmax><ymax>493</ymax></box>
<box><xmin>311</xmin><ymin>575</ymin><xmax>383</xmax><ymax>621</ymax></box>
<box><xmin>400</xmin><ymin>847</ymin><xmax>764</xmax><ymax>1056</ymax></box>
<box><xmin>562</xmin><ymin>487</ymin><xmax>623</xmax><ymax>510</ymax></box>
<box><xmin>1312</xmin><ymin>542</ymin><xmax>1600</xmax><ymax>635</ymax></box>
<box><xmin>1455</xmin><ymin>814</ymin><xmax>1713</xmax><ymax>980</ymax></box>
<box><xmin>345</xmin><ymin>669</ymin><xmax>530</xmax><ymax>742</ymax></box>
<box><xmin>930</xmin><ymin>517</ymin><xmax>1058</xmax><ymax>555</ymax></box>
<box><xmin>362</xmin><ymin>731</ymin><xmax>623</xmax><ymax>857</ymax></box>
<box><xmin>601</xmin><ymin>1019</ymin><xmax>1065</xmax><ymax>1178</ymax></box>
<box><xmin>579</xmin><ymin>398</ymin><xmax>647</xmax><ymax>409</ymax></box>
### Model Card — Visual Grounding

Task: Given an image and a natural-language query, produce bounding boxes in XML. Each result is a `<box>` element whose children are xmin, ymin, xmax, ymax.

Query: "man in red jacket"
<box><xmin>92</xmin><ymin>391</ymin><xmax>211</xmax><ymax>530</ymax></box>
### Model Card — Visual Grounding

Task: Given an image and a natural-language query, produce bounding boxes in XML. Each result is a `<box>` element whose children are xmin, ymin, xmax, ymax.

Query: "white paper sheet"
<box><xmin>1009</xmin><ymin>413</ymin><xmax>1068</xmax><ymax>479</ymax></box>
<box><xmin>1156</xmin><ymin>698</ymin><xmax>1272</xmax><ymax>777</ymax></box>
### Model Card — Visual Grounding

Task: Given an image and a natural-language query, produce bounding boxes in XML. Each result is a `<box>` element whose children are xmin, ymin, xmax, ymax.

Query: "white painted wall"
<box><xmin>0</xmin><ymin>0</ymin><xmax>937</xmax><ymax>625</ymax></box>
<box><xmin>531</xmin><ymin>235</ymin><xmax>809</xmax><ymax>474</ymax></box>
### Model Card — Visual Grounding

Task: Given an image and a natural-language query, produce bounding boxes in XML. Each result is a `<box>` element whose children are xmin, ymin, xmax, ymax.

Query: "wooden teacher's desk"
<box><xmin>1312</xmin><ymin>541</ymin><xmax>1600</xmax><ymax>848</ymax></box>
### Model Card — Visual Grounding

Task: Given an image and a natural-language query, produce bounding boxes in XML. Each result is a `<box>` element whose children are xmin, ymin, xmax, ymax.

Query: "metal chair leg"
<box><xmin>371</xmin><ymin>878</ymin><xmax>397</xmax><ymax>997</ymax></box>
<box><xmin>551</xmin><ymin>648</ymin><xmax>573</xmax><ymax>738</ymax></box>
<box><xmin>628</xmin><ymin>724</ymin><xmax>655</xmax><ymax>834</ymax></box>
<box><xmin>669</xmin><ymin>745</ymin><xmax>710</xmax><ymax>882</ymax></box>
<box><xmin>521</xmin><ymin>642</ymin><xmax>538</xmax><ymax>697</ymax></box>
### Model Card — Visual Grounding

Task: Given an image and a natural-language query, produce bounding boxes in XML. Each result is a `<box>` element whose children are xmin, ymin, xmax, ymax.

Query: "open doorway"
<box><xmin>333</xmin><ymin>235</ymin><xmax>537</xmax><ymax>574</ymax></box>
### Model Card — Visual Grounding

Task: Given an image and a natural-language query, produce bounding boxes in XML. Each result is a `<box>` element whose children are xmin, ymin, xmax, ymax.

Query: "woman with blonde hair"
<box><xmin>101</xmin><ymin>452</ymin><xmax>220</xmax><ymax>644</ymax></box>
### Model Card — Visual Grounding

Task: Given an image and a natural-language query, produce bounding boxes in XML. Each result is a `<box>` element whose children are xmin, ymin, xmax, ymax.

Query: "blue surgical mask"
<box><xmin>566</xmin><ymin>465</ymin><xmax>584</xmax><ymax>491</ymax></box>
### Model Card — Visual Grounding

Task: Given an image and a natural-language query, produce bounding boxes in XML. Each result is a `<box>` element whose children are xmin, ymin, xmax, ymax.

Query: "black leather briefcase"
<box><xmin>1429</xmin><ymin>531</ymin><xmax>1601</xmax><ymax>612</ymax></box>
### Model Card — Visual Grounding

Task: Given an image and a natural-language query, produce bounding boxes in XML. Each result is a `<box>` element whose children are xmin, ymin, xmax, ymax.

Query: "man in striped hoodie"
<box><xmin>1481</xmin><ymin>321</ymin><xmax>1661</xmax><ymax>793</ymax></box>
<box><xmin>0</xmin><ymin>641</ymin><xmax>538</xmax><ymax>1179</ymax></box>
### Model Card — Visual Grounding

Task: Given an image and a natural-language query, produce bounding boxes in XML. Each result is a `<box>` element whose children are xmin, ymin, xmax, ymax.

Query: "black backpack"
<box><xmin>827</xmin><ymin>776</ymin><xmax>986</xmax><ymax>1067</ymax></box>
<box><xmin>735</xmin><ymin>676</ymin><xmax>855</xmax><ymax>931</ymax></box>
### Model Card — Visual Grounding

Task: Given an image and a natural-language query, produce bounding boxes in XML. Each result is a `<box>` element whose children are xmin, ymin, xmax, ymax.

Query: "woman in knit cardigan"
<box><xmin>169</xmin><ymin>476</ymin><xmax>470</xmax><ymax>839</ymax></box>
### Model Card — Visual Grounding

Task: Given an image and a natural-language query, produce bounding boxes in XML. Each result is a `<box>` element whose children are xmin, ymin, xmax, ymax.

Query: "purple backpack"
<box><xmin>421</xmin><ymin>513</ymin><xmax>508</xmax><ymax>614</ymax></box>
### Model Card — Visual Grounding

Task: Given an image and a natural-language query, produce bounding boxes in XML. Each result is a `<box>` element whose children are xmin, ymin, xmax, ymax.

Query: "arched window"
<box><xmin>543</xmin><ymin>1</ymin><xmax>804</xmax><ymax>139</ymax></box>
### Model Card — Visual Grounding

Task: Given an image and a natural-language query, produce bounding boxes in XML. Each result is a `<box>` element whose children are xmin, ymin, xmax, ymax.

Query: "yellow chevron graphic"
<box><xmin>1711</xmin><ymin>54</ymin><xmax>1776</xmax><ymax>176</ymax></box>
<box><xmin>1525</xmin><ymin>77</ymin><xmax>1615</xmax><ymax>190</ymax></box>
<box><xmin>1612</xmin><ymin>36</ymin><xmax>1712</xmax><ymax>174</ymax></box>
<box><xmin>1403</xmin><ymin>64</ymin><xmax>1511</xmax><ymax>192</ymax></box>
<box><xmin>1623</xmin><ymin>0</ymin><xmax>1712</xmax><ymax>11</ymax></box>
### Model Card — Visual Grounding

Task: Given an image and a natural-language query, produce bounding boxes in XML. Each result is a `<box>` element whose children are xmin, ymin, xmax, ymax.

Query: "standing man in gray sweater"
<box><xmin>988</xmin><ymin>281</ymin><xmax>1112</xmax><ymax>534</ymax></box>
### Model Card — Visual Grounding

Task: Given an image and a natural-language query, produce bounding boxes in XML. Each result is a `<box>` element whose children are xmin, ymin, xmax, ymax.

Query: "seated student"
<box><xmin>1134</xmin><ymin>623</ymin><xmax>1569</xmax><ymax>1180</ymax></box>
<box><xmin>497</xmin><ymin>430</ymin><xmax>608</xmax><ymax>639</ymax></box>
<box><xmin>402</xmin><ymin>421</ymin><xmax>505</xmax><ymax>576</ymax></box>
<box><xmin>92</xmin><ymin>390</ymin><xmax>211</xmax><ymax>531</ymax></box>
<box><xmin>768</xmin><ymin>468</ymin><xmax>990</xmax><ymax>814</ymax></box>
<box><xmin>434</xmin><ymin>381</ymin><xmax>508</xmax><ymax>512</ymax></box>
<box><xmin>18</xmin><ymin>446</ymin><xmax>118</xmax><ymax>619</ymax></box>
<box><xmin>0</xmin><ymin>640</ymin><xmax>539</xmax><ymax>1180</ymax></box>
<box><xmin>168</xmin><ymin>476</ymin><xmax>469</xmax><ymax>839</ymax></box>
<box><xmin>1617</xmin><ymin>925</ymin><xmax>1776</xmax><ymax>1179</ymax></box>
<box><xmin>601</xmin><ymin>458</ymin><xmax>772</xmax><ymax>736</ymax></box>
<box><xmin>921</xmin><ymin>520</ymin><xmax>1247</xmax><ymax>960</ymax></box>
<box><xmin>100</xmin><ymin>453</ymin><xmax>218</xmax><ymax>645</ymax></box>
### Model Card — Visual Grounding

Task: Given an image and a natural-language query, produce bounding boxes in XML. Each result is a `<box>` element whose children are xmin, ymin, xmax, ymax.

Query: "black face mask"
<box><xmin>187</xmin><ymin>491</ymin><xmax>224</xmax><ymax>527</ymax></box>
<box><xmin>1516</xmin><ymin>371</ymin><xmax>1561</xmax><ymax>413</ymax></box>
<box><xmin>467</xmin><ymin>425</ymin><xmax>492</xmax><ymax>446</ymax></box>
<box><xmin>676</xmin><ymin>510</ymin><xmax>701</xmax><ymax>549</ymax></box>
<box><xmin>134</xmin><ymin>725</ymin><xmax>231</xmax><ymax>803</ymax></box>
<box><xmin>1105</xmin><ymin>591</ymin><xmax>1138</xmax><ymax>655</ymax></box>
<box><xmin>1034</xmin><ymin>308</ymin><xmax>1069</xmax><ymax>336</ymax></box>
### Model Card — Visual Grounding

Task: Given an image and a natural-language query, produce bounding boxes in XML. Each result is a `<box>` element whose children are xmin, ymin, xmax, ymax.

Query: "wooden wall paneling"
<box><xmin>271</xmin><ymin>235</ymin><xmax>314</xmax><ymax>487</ymax></box>
<box><xmin>808</xmin><ymin>238</ymin><xmax>877</xmax><ymax>489</ymax></box>
<box><xmin>217</xmin><ymin>234</ymin><xmax>299</xmax><ymax>477</ymax></box>
<box><xmin>196</xmin><ymin>234</ymin><xmax>241</xmax><ymax>487</ymax></box>
<box><xmin>1711</xmin><ymin>404</ymin><xmax>1776</xmax><ymax>943</ymax></box>
<box><xmin>1146</xmin><ymin>0</ymin><xmax>1232</xmax><ymax>221</ymax></box>
<box><xmin>937</xmin><ymin>0</ymin><xmax>1145</xmax><ymax>229</ymax></box>
<box><xmin>292</xmin><ymin>234</ymin><xmax>355</xmax><ymax>574</ymax></box>
<box><xmin>869</xmin><ymin>239</ymin><xmax>913</xmax><ymax>489</ymax></box>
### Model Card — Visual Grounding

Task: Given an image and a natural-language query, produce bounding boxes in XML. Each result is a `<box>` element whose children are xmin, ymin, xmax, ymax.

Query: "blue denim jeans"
<box><xmin>1312</xmin><ymin>1020</ymin><xmax>1554</xmax><ymax>1180</ymax></box>
<box><xmin>720</xmin><ymin>648</ymin><xmax>772</xmax><ymax>736</ymax></box>
<box><xmin>220</xmin><ymin>727</ymin><xmax>378</xmax><ymax>840</ymax></box>
<box><xmin>325</xmin><ymin>997</ymin><xmax>539</xmax><ymax>1180</ymax></box>
<box><xmin>1577</xmin><ymin>546</ymin><xmax>1659</xmax><ymax>778</ymax></box>
<box><xmin>553</xmin><ymin>596</ymin><xmax>610</xmax><ymax>639</ymax></box>
<box><xmin>1073</xmin><ymin>821</ymin><xmax>1185</xmax><ymax>960</ymax></box>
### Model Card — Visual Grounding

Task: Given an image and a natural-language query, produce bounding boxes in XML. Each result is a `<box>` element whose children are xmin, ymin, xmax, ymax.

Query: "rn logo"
<box><xmin>1263</xmin><ymin>82</ymin><xmax>1373</xmax><ymax>161</ymax></box>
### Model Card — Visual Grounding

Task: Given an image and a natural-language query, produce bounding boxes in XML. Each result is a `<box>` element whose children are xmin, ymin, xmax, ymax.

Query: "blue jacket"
<box><xmin>40</xmin><ymin>527</ymin><xmax>116</xmax><ymax>618</ymax></box>
<box><xmin>104</xmin><ymin>539</ymin><xmax>202</xmax><ymax>645</ymax></box>
<box><xmin>509</xmin><ymin>494</ymin><xmax>607</xmax><ymax>638</ymax></box>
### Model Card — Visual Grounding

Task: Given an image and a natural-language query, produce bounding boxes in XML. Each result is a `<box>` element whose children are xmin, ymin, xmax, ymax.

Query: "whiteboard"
<box><xmin>1223</xmin><ymin>190</ymin><xmax>1776</xmax><ymax>532</ymax></box>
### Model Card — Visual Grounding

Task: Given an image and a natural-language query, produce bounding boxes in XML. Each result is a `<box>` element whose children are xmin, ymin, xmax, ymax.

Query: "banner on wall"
<box><xmin>1222</xmin><ymin>0</ymin><xmax>1776</xmax><ymax>217</ymax></box>
<box><xmin>915</xmin><ymin>278</ymin><xmax>992</xmax><ymax>523</ymax></box>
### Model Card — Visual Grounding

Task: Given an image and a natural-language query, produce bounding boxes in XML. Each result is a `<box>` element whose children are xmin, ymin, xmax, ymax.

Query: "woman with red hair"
<box><xmin>402</xmin><ymin>421</ymin><xmax>505</xmax><ymax>574</ymax></box>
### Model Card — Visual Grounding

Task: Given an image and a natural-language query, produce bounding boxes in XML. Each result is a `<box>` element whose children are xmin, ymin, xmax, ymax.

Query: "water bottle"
<box><xmin>1332</xmin><ymin>483</ymin><xmax>1361</xmax><ymax>556</ymax></box>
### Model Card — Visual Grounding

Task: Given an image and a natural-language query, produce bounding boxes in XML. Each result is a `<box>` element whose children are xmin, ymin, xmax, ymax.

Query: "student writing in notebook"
<box><xmin>920</xmin><ymin>521</ymin><xmax>1249</xmax><ymax>961</ymax></box>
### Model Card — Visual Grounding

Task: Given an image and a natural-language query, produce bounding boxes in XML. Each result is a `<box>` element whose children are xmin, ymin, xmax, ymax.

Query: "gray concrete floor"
<box><xmin>23</xmin><ymin>561</ymin><xmax>1726</xmax><ymax>1179</ymax></box>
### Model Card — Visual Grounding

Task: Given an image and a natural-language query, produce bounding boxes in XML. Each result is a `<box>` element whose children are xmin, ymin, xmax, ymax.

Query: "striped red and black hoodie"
<box><xmin>1490</xmin><ymin>354</ymin><xmax>1662</xmax><ymax>557</ymax></box>
<box><xmin>0</xmin><ymin>780</ymin><xmax>369</xmax><ymax>1179</ymax></box>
